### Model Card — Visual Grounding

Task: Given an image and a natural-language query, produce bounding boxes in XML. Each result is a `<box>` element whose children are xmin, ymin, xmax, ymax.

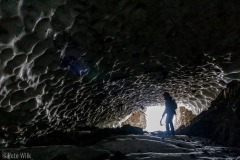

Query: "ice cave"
<box><xmin>0</xmin><ymin>0</ymin><xmax>240</xmax><ymax>159</ymax></box>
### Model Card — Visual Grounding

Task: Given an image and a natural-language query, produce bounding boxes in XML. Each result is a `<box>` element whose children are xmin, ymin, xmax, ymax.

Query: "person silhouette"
<box><xmin>160</xmin><ymin>92</ymin><xmax>177</xmax><ymax>136</ymax></box>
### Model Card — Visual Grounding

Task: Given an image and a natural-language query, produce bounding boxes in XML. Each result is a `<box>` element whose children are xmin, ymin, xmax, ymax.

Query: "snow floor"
<box><xmin>1</xmin><ymin>132</ymin><xmax>240</xmax><ymax>160</ymax></box>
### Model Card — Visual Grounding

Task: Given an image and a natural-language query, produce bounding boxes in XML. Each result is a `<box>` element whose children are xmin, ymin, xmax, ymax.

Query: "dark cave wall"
<box><xmin>176</xmin><ymin>80</ymin><xmax>240</xmax><ymax>147</ymax></box>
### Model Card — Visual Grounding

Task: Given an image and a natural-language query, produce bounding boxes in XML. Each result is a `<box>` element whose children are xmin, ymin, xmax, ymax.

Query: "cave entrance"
<box><xmin>145</xmin><ymin>105</ymin><xmax>166</xmax><ymax>132</ymax></box>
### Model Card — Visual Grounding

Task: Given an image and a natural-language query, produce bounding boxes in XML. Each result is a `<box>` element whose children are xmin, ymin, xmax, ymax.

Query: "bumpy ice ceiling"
<box><xmin>0</xmin><ymin>0</ymin><xmax>240</xmax><ymax>144</ymax></box>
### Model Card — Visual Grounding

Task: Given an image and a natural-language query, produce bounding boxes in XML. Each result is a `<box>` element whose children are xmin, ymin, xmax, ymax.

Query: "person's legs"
<box><xmin>165</xmin><ymin>123</ymin><xmax>170</xmax><ymax>135</ymax></box>
<box><xmin>169</xmin><ymin>121</ymin><xmax>175</xmax><ymax>136</ymax></box>
<box><xmin>165</xmin><ymin>115</ymin><xmax>171</xmax><ymax>135</ymax></box>
<box><xmin>166</xmin><ymin>114</ymin><xmax>175</xmax><ymax>136</ymax></box>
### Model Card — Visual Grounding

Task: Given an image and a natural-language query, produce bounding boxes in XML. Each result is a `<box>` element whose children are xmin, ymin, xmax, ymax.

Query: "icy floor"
<box><xmin>1</xmin><ymin>133</ymin><xmax>240</xmax><ymax>160</ymax></box>
<box><xmin>96</xmin><ymin>133</ymin><xmax>240</xmax><ymax>160</ymax></box>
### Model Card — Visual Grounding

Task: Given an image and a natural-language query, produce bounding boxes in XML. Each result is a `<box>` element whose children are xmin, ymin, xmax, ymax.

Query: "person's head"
<box><xmin>163</xmin><ymin>92</ymin><xmax>171</xmax><ymax>100</ymax></box>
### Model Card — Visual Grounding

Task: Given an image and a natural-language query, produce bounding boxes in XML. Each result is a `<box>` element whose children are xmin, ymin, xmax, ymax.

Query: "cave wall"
<box><xmin>177</xmin><ymin>80</ymin><xmax>240</xmax><ymax>147</ymax></box>
<box><xmin>0</xmin><ymin>0</ymin><xmax>240</xmax><ymax>146</ymax></box>
<box><xmin>122</xmin><ymin>110</ymin><xmax>147</xmax><ymax>129</ymax></box>
<box><xmin>174</xmin><ymin>106</ymin><xmax>196</xmax><ymax>129</ymax></box>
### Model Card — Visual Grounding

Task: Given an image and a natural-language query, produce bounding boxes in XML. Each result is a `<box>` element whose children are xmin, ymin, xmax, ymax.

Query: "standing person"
<box><xmin>160</xmin><ymin>92</ymin><xmax>177</xmax><ymax>136</ymax></box>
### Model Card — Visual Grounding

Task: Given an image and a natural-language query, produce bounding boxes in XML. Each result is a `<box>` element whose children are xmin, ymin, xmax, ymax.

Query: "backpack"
<box><xmin>169</xmin><ymin>99</ymin><xmax>177</xmax><ymax>114</ymax></box>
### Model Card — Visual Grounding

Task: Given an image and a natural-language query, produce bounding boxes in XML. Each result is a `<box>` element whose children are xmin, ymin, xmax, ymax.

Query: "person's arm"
<box><xmin>160</xmin><ymin>109</ymin><xmax>166</xmax><ymax>125</ymax></box>
<box><xmin>162</xmin><ymin>109</ymin><xmax>166</xmax><ymax>118</ymax></box>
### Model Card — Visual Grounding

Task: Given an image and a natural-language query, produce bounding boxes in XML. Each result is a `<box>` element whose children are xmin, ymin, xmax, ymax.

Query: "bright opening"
<box><xmin>145</xmin><ymin>105</ymin><xmax>166</xmax><ymax>132</ymax></box>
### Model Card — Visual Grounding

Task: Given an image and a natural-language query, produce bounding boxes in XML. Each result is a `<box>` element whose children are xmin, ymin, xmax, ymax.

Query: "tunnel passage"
<box><xmin>0</xmin><ymin>0</ymin><xmax>240</xmax><ymax>147</ymax></box>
